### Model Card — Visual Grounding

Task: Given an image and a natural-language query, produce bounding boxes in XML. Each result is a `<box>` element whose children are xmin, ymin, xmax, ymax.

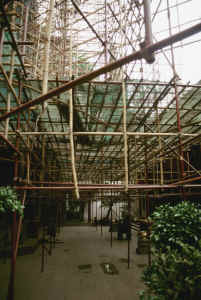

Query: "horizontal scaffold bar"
<box><xmin>1</xmin><ymin>131</ymin><xmax>199</xmax><ymax>137</ymax></box>
<box><xmin>15</xmin><ymin>184</ymin><xmax>201</xmax><ymax>191</ymax></box>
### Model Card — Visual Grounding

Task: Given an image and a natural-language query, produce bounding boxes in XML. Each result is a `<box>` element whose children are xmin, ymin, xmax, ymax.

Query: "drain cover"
<box><xmin>100</xmin><ymin>263</ymin><xmax>119</xmax><ymax>275</ymax></box>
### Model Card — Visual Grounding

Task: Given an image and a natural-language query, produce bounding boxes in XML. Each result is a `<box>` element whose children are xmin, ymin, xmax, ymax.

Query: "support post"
<box><xmin>127</xmin><ymin>192</ymin><xmax>131</xmax><ymax>269</ymax></box>
<box><xmin>0</xmin><ymin>28</ymin><xmax>4</xmax><ymax>62</ymax></box>
<box><xmin>7</xmin><ymin>212</ymin><xmax>17</xmax><ymax>300</ymax></box>
<box><xmin>110</xmin><ymin>201</ymin><xmax>113</xmax><ymax>248</ymax></box>
<box><xmin>22</xmin><ymin>2</ymin><xmax>30</xmax><ymax>62</ymax></box>
<box><xmin>167</xmin><ymin>0</ymin><xmax>186</xmax><ymax>200</ymax></box>
<box><xmin>42</xmin><ymin>0</ymin><xmax>54</xmax><ymax>95</ymax></box>
<box><xmin>104</xmin><ymin>0</ymin><xmax>108</xmax><ymax>80</ymax></box>
<box><xmin>7</xmin><ymin>51</ymin><xmax>21</xmax><ymax>300</ymax></box>
<box><xmin>14</xmin><ymin>191</ymin><xmax>26</xmax><ymax>259</ymax></box>
<box><xmin>100</xmin><ymin>198</ymin><xmax>103</xmax><ymax>236</ymax></box>
<box><xmin>95</xmin><ymin>198</ymin><xmax>98</xmax><ymax>230</ymax></box>
<box><xmin>88</xmin><ymin>200</ymin><xmax>91</xmax><ymax>223</ymax></box>
<box><xmin>69</xmin><ymin>7</ymin><xmax>79</xmax><ymax>199</ymax></box>
<box><xmin>14</xmin><ymin>78</ymin><xmax>26</xmax><ymax>260</ymax></box>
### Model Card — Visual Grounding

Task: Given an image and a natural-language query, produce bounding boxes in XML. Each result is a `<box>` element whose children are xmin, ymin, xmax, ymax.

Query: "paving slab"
<box><xmin>0</xmin><ymin>226</ymin><xmax>148</xmax><ymax>300</ymax></box>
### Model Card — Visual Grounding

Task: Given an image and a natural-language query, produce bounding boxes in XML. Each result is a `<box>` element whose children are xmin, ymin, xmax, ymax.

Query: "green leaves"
<box><xmin>138</xmin><ymin>290</ymin><xmax>161</xmax><ymax>300</ymax></box>
<box><xmin>140</xmin><ymin>201</ymin><xmax>201</xmax><ymax>300</ymax></box>
<box><xmin>150</xmin><ymin>201</ymin><xmax>201</xmax><ymax>252</ymax></box>
<box><xmin>142</xmin><ymin>244</ymin><xmax>201</xmax><ymax>299</ymax></box>
<box><xmin>0</xmin><ymin>186</ymin><xmax>24</xmax><ymax>216</ymax></box>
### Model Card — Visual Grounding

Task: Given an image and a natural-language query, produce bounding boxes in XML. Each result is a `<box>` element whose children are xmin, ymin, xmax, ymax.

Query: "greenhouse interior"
<box><xmin>0</xmin><ymin>1</ymin><xmax>201</xmax><ymax>299</ymax></box>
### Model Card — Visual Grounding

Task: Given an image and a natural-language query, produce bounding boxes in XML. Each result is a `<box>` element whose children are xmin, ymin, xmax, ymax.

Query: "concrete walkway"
<box><xmin>0</xmin><ymin>226</ymin><xmax>148</xmax><ymax>300</ymax></box>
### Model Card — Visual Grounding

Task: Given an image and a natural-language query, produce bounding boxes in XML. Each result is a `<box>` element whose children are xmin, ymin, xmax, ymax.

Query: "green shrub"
<box><xmin>150</xmin><ymin>201</ymin><xmax>201</xmax><ymax>252</ymax></box>
<box><xmin>139</xmin><ymin>290</ymin><xmax>160</xmax><ymax>300</ymax></box>
<box><xmin>140</xmin><ymin>201</ymin><xmax>201</xmax><ymax>300</ymax></box>
<box><xmin>0</xmin><ymin>186</ymin><xmax>24</xmax><ymax>216</ymax></box>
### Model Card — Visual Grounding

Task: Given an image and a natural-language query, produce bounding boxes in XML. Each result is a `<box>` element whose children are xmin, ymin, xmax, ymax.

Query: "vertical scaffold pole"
<box><xmin>110</xmin><ymin>200</ymin><xmax>113</xmax><ymax>248</ymax></box>
<box><xmin>69</xmin><ymin>5</ymin><xmax>79</xmax><ymax>200</ymax></box>
<box><xmin>0</xmin><ymin>28</ymin><xmax>4</xmax><ymax>62</ymax></box>
<box><xmin>7</xmin><ymin>4</ymin><xmax>18</xmax><ymax>299</ymax></box>
<box><xmin>42</xmin><ymin>0</ymin><xmax>54</xmax><ymax>95</ymax></box>
<box><xmin>167</xmin><ymin>0</ymin><xmax>186</xmax><ymax>200</ymax></box>
<box><xmin>14</xmin><ymin>78</ymin><xmax>27</xmax><ymax>261</ymax></box>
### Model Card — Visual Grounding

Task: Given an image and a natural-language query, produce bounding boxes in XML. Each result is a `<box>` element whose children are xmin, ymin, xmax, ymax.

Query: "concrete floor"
<box><xmin>0</xmin><ymin>226</ymin><xmax>148</xmax><ymax>300</ymax></box>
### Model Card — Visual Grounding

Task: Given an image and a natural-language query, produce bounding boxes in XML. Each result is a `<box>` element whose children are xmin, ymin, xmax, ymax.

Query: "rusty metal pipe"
<box><xmin>0</xmin><ymin>28</ymin><xmax>4</xmax><ymax>63</ymax></box>
<box><xmin>7</xmin><ymin>212</ymin><xmax>17</xmax><ymax>300</ymax></box>
<box><xmin>0</xmin><ymin>133</ymin><xmax>21</xmax><ymax>156</ymax></box>
<box><xmin>14</xmin><ymin>184</ymin><xmax>201</xmax><ymax>191</ymax></box>
<box><xmin>14</xmin><ymin>191</ymin><xmax>26</xmax><ymax>259</ymax></box>
<box><xmin>142</xmin><ymin>0</ymin><xmax>155</xmax><ymax>63</ymax></box>
<box><xmin>172</xmin><ymin>175</ymin><xmax>201</xmax><ymax>185</ymax></box>
<box><xmin>144</xmin><ymin>0</ymin><xmax>154</xmax><ymax>46</ymax></box>
<box><xmin>22</xmin><ymin>3</ymin><xmax>30</xmax><ymax>61</ymax></box>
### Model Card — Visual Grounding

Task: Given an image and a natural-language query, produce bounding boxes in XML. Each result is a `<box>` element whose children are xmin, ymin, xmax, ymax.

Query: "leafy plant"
<box><xmin>140</xmin><ymin>201</ymin><xmax>201</xmax><ymax>300</ymax></box>
<box><xmin>139</xmin><ymin>290</ymin><xmax>160</xmax><ymax>300</ymax></box>
<box><xmin>0</xmin><ymin>186</ymin><xmax>24</xmax><ymax>216</ymax></box>
<box><xmin>150</xmin><ymin>201</ymin><xmax>201</xmax><ymax>252</ymax></box>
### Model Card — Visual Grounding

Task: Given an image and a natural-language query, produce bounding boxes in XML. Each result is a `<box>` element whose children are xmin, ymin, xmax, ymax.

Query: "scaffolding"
<box><xmin>1</xmin><ymin>0</ymin><xmax>201</xmax><ymax>298</ymax></box>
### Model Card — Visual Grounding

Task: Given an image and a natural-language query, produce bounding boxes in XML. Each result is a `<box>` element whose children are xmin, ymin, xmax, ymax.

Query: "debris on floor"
<box><xmin>100</xmin><ymin>262</ymin><xmax>119</xmax><ymax>275</ymax></box>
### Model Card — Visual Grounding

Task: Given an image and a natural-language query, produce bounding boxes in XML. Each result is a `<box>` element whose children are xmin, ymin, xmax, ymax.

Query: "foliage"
<box><xmin>150</xmin><ymin>201</ymin><xmax>201</xmax><ymax>252</ymax></box>
<box><xmin>66</xmin><ymin>200</ymin><xmax>85</xmax><ymax>221</ymax></box>
<box><xmin>140</xmin><ymin>201</ymin><xmax>201</xmax><ymax>300</ymax></box>
<box><xmin>142</xmin><ymin>243</ymin><xmax>201</xmax><ymax>299</ymax></box>
<box><xmin>0</xmin><ymin>186</ymin><xmax>24</xmax><ymax>216</ymax></box>
<box><xmin>138</xmin><ymin>290</ymin><xmax>160</xmax><ymax>300</ymax></box>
